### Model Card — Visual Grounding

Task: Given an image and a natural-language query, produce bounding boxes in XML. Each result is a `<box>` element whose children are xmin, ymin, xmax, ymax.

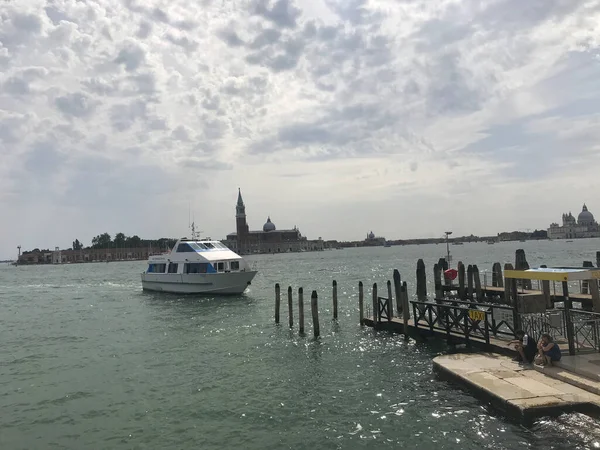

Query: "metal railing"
<box><xmin>411</xmin><ymin>300</ymin><xmax>491</xmax><ymax>344</ymax></box>
<box><xmin>436</xmin><ymin>298</ymin><xmax>516</xmax><ymax>338</ymax></box>
<box><xmin>571</xmin><ymin>310</ymin><xmax>600</xmax><ymax>353</ymax></box>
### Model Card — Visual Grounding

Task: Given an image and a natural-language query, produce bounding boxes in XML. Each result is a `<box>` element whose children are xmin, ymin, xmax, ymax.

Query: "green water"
<box><xmin>2</xmin><ymin>240</ymin><xmax>600</xmax><ymax>449</ymax></box>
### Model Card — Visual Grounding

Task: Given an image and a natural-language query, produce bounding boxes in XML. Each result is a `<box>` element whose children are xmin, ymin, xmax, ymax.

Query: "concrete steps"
<box><xmin>534</xmin><ymin>364</ymin><xmax>600</xmax><ymax>396</ymax></box>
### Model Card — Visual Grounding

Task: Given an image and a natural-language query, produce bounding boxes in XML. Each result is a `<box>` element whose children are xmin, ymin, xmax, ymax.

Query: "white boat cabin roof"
<box><xmin>149</xmin><ymin>238</ymin><xmax>241</xmax><ymax>263</ymax></box>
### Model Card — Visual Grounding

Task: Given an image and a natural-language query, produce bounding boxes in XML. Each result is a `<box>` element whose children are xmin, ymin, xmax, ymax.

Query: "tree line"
<box><xmin>23</xmin><ymin>234</ymin><xmax>178</xmax><ymax>254</ymax></box>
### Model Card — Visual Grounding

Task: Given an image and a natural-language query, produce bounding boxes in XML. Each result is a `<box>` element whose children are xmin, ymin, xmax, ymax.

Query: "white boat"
<box><xmin>140</xmin><ymin>237</ymin><xmax>257</xmax><ymax>294</ymax></box>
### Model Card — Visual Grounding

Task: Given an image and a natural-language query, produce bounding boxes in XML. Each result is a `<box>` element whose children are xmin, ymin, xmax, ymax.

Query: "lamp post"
<box><xmin>445</xmin><ymin>231</ymin><xmax>452</xmax><ymax>264</ymax></box>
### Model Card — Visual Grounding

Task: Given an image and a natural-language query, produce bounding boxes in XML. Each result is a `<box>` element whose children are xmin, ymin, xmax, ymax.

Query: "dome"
<box><xmin>368</xmin><ymin>231</ymin><xmax>375</xmax><ymax>239</ymax></box>
<box><xmin>578</xmin><ymin>204</ymin><xmax>595</xmax><ymax>225</ymax></box>
<box><xmin>263</xmin><ymin>217</ymin><xmax>276</xmax><ymax>232</ymax></box>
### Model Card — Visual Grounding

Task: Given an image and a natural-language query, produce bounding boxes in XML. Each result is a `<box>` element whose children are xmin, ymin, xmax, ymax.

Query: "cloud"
<box><xmin>2</xmin><ymin>0</ymin><xmax>600</xmax><ymax>258</ymax></box>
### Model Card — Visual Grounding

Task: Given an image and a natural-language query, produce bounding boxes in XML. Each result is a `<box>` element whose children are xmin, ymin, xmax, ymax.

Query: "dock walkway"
<box><xmin>433</xmin><ymin>353</ymin><xmax>600</xmax><ymax>423</ymax></box>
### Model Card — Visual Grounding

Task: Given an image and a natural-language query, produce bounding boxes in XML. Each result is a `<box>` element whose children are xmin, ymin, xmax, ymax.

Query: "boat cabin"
<box><xmin>145</xmin><ymin>238</ymin><xmax>247</xmax><ymax>275</ymax></box>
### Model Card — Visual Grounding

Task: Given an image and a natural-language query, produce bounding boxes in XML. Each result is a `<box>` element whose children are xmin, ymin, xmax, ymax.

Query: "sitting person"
<box><xmin>508</xmin><ymin>329</ymin><xmax>537</xmax><ymax>364</ymax></box>
<box><xmin>536</xmin><ymin>333</ymin><xmax>561</xmax><ymax>366</ymax></box>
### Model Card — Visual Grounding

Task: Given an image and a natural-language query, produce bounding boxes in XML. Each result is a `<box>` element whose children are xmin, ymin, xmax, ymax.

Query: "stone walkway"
<box><xmin>433</xmin><ymin>353</ymin><xmax>600</xmax><ymax>423</ymax></box>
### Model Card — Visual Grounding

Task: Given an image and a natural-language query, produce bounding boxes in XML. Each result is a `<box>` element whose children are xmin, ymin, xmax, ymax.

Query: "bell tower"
<box><xmin>236</xmin><ymin>189</ymin><xmax>249</xmax><ymax>251</ymax></box>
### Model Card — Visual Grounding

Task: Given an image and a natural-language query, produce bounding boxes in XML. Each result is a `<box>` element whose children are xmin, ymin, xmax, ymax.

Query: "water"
<box><xmin>2</xmin><ymin>240</ymin><xmax>600</xmax><ymax>449</ymax></box>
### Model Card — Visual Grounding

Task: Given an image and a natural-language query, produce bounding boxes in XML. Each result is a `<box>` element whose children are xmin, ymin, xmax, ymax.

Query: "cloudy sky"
<box><xmin>2</xmin><ymin>0</ymin><xmax>600</xmax><ymax>257</ymax></box>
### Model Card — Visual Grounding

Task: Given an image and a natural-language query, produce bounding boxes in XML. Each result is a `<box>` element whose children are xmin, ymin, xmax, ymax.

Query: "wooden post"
<box><xmin>473</xmin><ymin>265</ymin><xmax>482</xmax><ymax>301</ymax></box>
<box><xmin>332</xmin><ymin>280</ymin><xmax>338</xmax><ymax>320</ymax></box>
<box><xmin>433</xmin><ymin>263</ymin><xmax>442</xmax><ymax>299</ymax></box>
<box><xmin>467</xmin><ymin>264</ymin><xmax>474</xmax><ymax>300</ymax></box>
<box><xmin>590</xmin><ymin>278</ymin><xmax>600</xmax><ymax>313</ymax></box>
<box><xmin>562</xmin><ymin>281</ymin><xmax>575</xmax><ymax>355</ymax></box>
<box><xmin>503</xmin><ymin>263</ymin><xmax>514</xmax><ymax>306</ymax></box>
<box><xmin>515</xmin><ymin>249</ymin><xmax>532</xmax><ymax>290</ymax></box>
<box><xmin>439</xmin><ymin>258</ymin><xmax>450</xmax><ymax>286</ymax></box>
<box><xmin>372</xmin><ymin>283</ymin><xmax>378</xmax><ymax>323</ymax></box>
<box><xmin>275</xmin><ymin>283</ymin><xmax>281</xmax><ymax>324</ymax></box>
<box><xmin>298</xmin><ymin>287</ymin><xmax>305</xmax><ymax>334</ymax></box>
<box><xmin>387</xmin><ymin>280</ymin><xmax>393</xmax><ymax>320</ymax></box>
<box><xmin>393</xmin><ymin>269</ymin><xmax>402</xmax><ymax>315</ymax></box>
<box><xmin>492</xmin><ymin>262</ymin><xmax>503</xmax><ymax>288</ymax></box>
<box><xmin>311</xmin><ymin>290</ymin><xmax>320</xmax><ymax>338</ymax></box>
<box><xmin>597</xmin><ymin>251</ymin><xmax>600</xmax><ymax>268</ymax></box>
<box><xmin>416</xmin><ymin>259</ymin><xmax>427</xmax><ymax>301</ymax></box>
<box><xmin>358</xmin><ymin>281</ymin><xmax>364</xmax><ymax>326</ymax></box>
<box><xmin>401</xmin><ymin>281</ymin><xmax>409</xmax><ymax>339</ymax></box>
<box><xmin>581</xmin><ymin>261</ymin><xmax>594</xmax><ymax>294</ymax></box>
<box><xmin>458</xmin><ymin>261</ymin><xmax>466</xmax><ymax>300</ymax></box>
<box><xmin>288</xmin><ymin>286</ymin><xmax>294</xmax><ymax>328</ymax></box>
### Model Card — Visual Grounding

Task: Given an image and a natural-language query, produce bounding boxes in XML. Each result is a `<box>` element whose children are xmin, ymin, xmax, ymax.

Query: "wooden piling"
<box><xmin>433</xmin><ymin>263</ymin><xmax>442</xmax><ymax>298</ymax></box>
<box><xmin>597</xmin><ymin>251</ymin><xmax>600</xmax><ymax>268</ymax></box>
<box><xmin>358</xmin><ymin>281</ymin><xmax>364</xmax><ymax>326</ymax></box>
<box><xmin>540</xmin><ymin>266</ymin><xmax>551</xmax><ymax>309</ymax></box>
<box><xmin>298</xmin><ymin>287</ymin><xmax>305</xmax><ymax>334</ymax></box>
<box><xmin>492</xmin><ymin>262</ymin><xmax>504</xmax><ymax>288</ymax></box>
<box><xmin>458</xmin><ymin>261</ymin><xmax>466</xmax><ymax>300</ymax></box>
<box><xmin>503</xmin><ymin>263</ymin><xmax>514</xmax><ymax>306</ymax></box>
<box><xmin>438</xmin><ymin>258</ymin><xmax>450</xmax><ymax>285</ymax></box>
<box><xmin>581</xmin><ymin>261</ymin><xmax>594</xmax><ymax>294</ymax></box>
<box><xmin>387</xmin><ymin>280</ymin><xmax>393</xmax><ymax>320</ymax></box>
<box><xmin>416</xmin><ymin>259</ymin><xmax>427</xmax><ymax>301</ymax></box>
<box><xmin>473</xmin><ymin>265</ymin><xmax>482</xmax><ymax>301</ymax></box>
<box><xmin>372</xmin><ymin>283</ymin><xmax>378</xmax><ymax>323</ymax></box>
<box><xmin>467</xmin><ymin>264</ymin><xmax>474</xmax><ymax>300</ymax></box>
<box><xmin>311</xmin><ymin>290</ymin><xmax>320</xmax><ymax>338</ymax></box>
<box><xmin>332</xmin><ymin>280</ymin><xmax>338</xmax><ymax>320</ymax></box>
<box><xmin>515</xmin><ymin>249</ymin><xmax>532</xmax><ymax>290</ymax></box>
<box><xmin>393</xmin><ymin>269</ymin><xmax>402</xmax><ymax>316</ymax></box>
<box><xmin>401</xmin><ymin>281</ymin><xmax>409</xmax><ymax>339</ymax></box>
<box><xmin>288</xmin><ymin>286</ymin><xmax>293</xmax><ymax>328</ymax></box>
<box><xmin>275</xmin><ymin>283</ymin><xmax>281</xmax><ymax>324</ymax></box>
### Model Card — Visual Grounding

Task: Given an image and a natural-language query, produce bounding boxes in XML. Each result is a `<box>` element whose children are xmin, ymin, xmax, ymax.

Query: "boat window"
<box><xmin>215</xmin><ymin>262</ymin><xmax>225</xmax><ymax>272</ymax></box>
<box><xmin>153</xmin><ymin>263</ymin><xmax>166</xmax><ymax>273</ymax></box>
<box><xmin>204</xmin><ymin>242</ymin><xmax>215</xmax><ymax>249</ymax></box>
<box><xmin>185</xmin><ymin>262</ymin><xmax>210</xmax><ymax>274</ymax></box>
<box><xmin>147</xmin><ymin>264</ymin><xmax>154</xmax><ymax>273</ymax></box>
<box><xmin>196</xmin><ymin>242</ymin><xmax>208</xmax><ymax>250</ymax></box>
<box><xmin>177</xmin><ymin>243</ymin><xmax>196</xmax><ymax>252</ymax></box>
<box><xmin>167</xmin><ymin>263</ymin><xmax>178</xmax><ymax>273</ymax></box>
<box><xmin>230</xmin><ymin>261</ymin><xmax>240</xmax><ymax>270</ymax></box>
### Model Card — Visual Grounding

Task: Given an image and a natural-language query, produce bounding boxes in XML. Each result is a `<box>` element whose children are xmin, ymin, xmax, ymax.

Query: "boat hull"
<box><xmin>141</xmin><ymin>271</ymin><xmax>257</xmax><ymax>295</ymax></box>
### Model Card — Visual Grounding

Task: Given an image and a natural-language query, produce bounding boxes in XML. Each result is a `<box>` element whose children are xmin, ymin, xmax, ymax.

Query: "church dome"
<box><xmin>578</xmin><ymin>204</ymin><xmax>595</xmax><ymax>225</ymax></box>
<box><xmin>263</xmin><ymin>217</ymin><xmax>276</xmax><ymax>232</ymax></box>
<box><xmin>368</xmin><ymin>231</ymin><xmax>375</xmax><ymax>239</ymax></box>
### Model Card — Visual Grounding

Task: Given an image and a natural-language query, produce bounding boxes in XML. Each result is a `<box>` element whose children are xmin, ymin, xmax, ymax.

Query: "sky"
<box><xmin>2</xmin><ymin>0</ymin><xmax>600</xmax><ymax>258</ymax></box>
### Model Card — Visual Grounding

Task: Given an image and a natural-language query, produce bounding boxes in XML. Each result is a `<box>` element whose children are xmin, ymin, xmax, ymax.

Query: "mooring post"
<box><xmin>590</xmin><ymin>278</ymin><xmax>600</xmax><ymax>313</ymax></box>
<box><xmin>467</xmin><ymin>264</ymin><xmax>474</xmax><ymax>300</ymax></box>
<box><xmin>401</xmin><ymin>281</ymin><xmax>409</xmax><ymax>339</ymax></box>
<box><xmin>458</xmin><ymin>261</ymin><xmax>466</xmax><ymax>300</ymax></box>
<box><xmin>332</xmin><ymin>280</ymin><xmax>338</xmax><ymax>320</ymax></box>
<box><xmin>298</xmin><ymin>287</ymin><xmax>305</xmax><ymax>334</ymax></box>
<box><xmin>540</xmin><ymin>265</ymin><xmax>552</xmax><ymax>309</ymax></box>
<box><xmin>473</xmin><ymin>265</ymin><xmax>482</xmax><ymax>301</ymax></box>
<box><xmin>275</xmin><ymin>283</ymin><xmax>281</xmax><ymax>324</ymax></box>
<box><xmin>393</xmin><ymin>269</ymin><xmax>402</xmax><ymax>316</ymax></box>
<box><xmin>503</xmin><ymin>263</ymin><xmax>514</xmax><ymax>306</ymax></box>
<box><xmin>492</xmin><ymin>262</ymin><xmax>503</xmax><ymax>288</ymax></box>
<box><xmin>372</xmin><ymin>283</ymin><xmax>378</xmax><ymax>323</ymax></box>
<box><xmin>387</xmin><ymin>280</ymin><xmax>393</xmax><ymax>320</ymax></box>
<box><xmin>358</xmin><ymin>281</ymin><xmax>364</xmax><ymax>326</ymax></box>
<box><xmin>433</xmin><ymin>263</ymin><xmax>442</xmax><ymax>299</ymax></box>
<box><xmin>311</xmin><ymin>290</ymin><xmax>320</xmax><ymax>338</ymax></box>
<box><xmin>439</xmin><ymin>257</ymin><xmax>450</xmax><ymax>286</ymax></box>
<box><xmin>288</xmin><ymin>286</ymin><xmax>293</xmax><ymax>328</ymax></box>
<box><xmin>515</xmin><ymin>249</ymin><xmax>532</xmax><ymax>290</ymax></box>
<box><xmin>416</xmin><ymin>259</ymin><xmax>427</xmax><ymax>301</ymax></box>
<box><xmin>597</xmin><ymin>251</ymin><xmax>600</xmax><ymax>268</ymax></box>
<box><xmin>582</xmin><ymin>261</ymin><xmax>594</xmax><ymax>294</ymax></box>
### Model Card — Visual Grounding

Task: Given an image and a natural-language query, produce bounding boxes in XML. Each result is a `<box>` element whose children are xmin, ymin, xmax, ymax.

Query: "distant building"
<box><xmin>547</xmin><ymin>204</ymin><xmax>600</xmax><ymax>239</ymax></box>
<box><xmin>224</xmin><ymin>189</ymin><xmax>323</xmax><ymax>254</ymax></box>
<box><xmin>364</xmin><ymin>231</ymin><xmax>386</xmax><ymax>246</ymax></box>
<box><xmin>18</xmin><ymin>247</ymin><xmax>161</xmax><ymax>264</ymax></box>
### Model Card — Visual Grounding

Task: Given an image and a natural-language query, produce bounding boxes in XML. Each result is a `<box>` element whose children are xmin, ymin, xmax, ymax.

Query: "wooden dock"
<box><xmin>433</xmin><ymin>353</ymin><xmax>600</xmax><ymax>424</ymax></box>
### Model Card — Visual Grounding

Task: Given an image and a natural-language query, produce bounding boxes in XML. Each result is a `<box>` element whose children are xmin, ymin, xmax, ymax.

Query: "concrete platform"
<box><xmin>433</xmin><ymin>353</ymin><xmax>600</xmax><ymax>424</ymax></box>
<box><xmin>556</xmin><ymin>354</ymin><xmax>600</xmax><ymax>383</ymax></box>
